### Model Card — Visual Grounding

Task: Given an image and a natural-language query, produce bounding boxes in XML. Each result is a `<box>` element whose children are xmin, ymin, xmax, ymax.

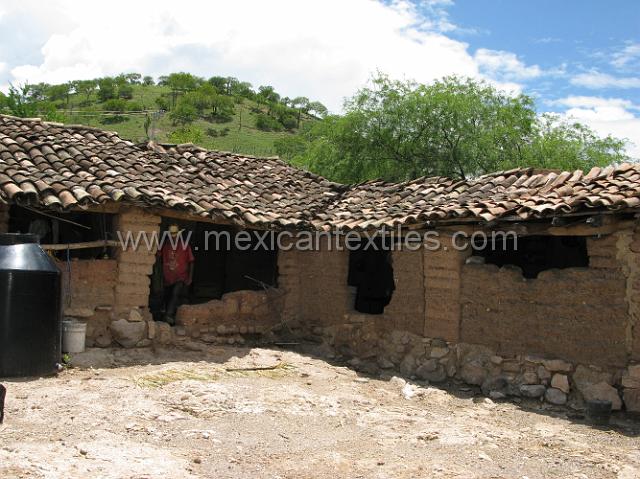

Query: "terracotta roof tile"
<box><xmin>2</xmin><ymin>114</ymin><xmax>640</xmax><ymax>230</ymax></box>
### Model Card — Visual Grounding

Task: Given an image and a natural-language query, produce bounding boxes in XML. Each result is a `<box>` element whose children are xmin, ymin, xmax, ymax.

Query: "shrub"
<box><xmin>169</xmin><ymin>126</ymin><xmax>204</xmax><ymax>144</ymax></box>
<box><xmin>281</xmin><ymin>115</ymin><xmax>297</xmax><ymax>130</ymax></box>
<box><xmin>102</xmin><ymin>98</ymin><xmax>127</xmax><ymax>113</ymax></box>
<box><xmin>155</xmin><ymin>96</ymin><xmax>170</xmax><ymax>111</ymax></box>
<box><xmin>169</xmin><ymin>100</ymin><xmax>197</xmax><ymax>125</ymax></box>
<box><xmin>126</xmin><ymin>101</ymin><xmax>143</xmax><ymax>111</ymax></box>
<box><xmin>118</xmin><ymin>84</ymin><xmax>134</xmax><ymax>99</ymax></box>
<box><xmin>256</xmin><ymin>113</ymin><xmax>282</xmax><ymax>131</ymax></box>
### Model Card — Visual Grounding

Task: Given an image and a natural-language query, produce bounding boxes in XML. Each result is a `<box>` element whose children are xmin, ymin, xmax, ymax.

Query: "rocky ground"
<box><xmin>1</xmin><ymin>345</ymin><xmax>639</xmax><ymax>479</ymax></box>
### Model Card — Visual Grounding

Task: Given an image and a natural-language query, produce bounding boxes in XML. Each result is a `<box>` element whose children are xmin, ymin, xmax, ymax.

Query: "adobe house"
<box><xmin>1</xmin><ymin>114</ymin><xmax>640</xmax><ymax>412</ymax></box>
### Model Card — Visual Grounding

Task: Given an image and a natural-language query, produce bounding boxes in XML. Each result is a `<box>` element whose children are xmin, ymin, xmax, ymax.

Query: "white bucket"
<box><xmin>62</xmin><ymin>320</ymin><xmax>87</xmax><ymax>353</ymax></box>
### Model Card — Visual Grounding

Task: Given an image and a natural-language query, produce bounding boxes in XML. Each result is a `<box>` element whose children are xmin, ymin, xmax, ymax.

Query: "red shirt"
<box><xmin>159</xmin><ymin>243</ymin><xmax>195</xmax><ymax>286</ymax></box>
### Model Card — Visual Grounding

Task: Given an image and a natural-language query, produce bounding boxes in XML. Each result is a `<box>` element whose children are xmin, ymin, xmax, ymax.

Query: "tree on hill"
<box><xmin>26</xmin><ymin>83</ymin><xmax>49</xmax><ymax>102</ymax></box>
<box><xmin>308</xmin><ymin>100</ymin><xmax>328</xmax><ymax>118</ymax></box>
<box><xmin>169</xmin><ymin>98</ymin><xmax>198</xmax><ymax>125</ymax></box>
<box><xmin>278</xmin><ymin>74</ymin><xmax>629</xmax><ymax>183</ymax></box>
<box><xmin>161</xmin><ymin>72</ymin><xmax>203</xmax><ymax>107</ymax></box>
<box><xmin>124</xmin><ymin>73</ymin><xmax>142</xmax><ymax>85</ymax></box>
<box><xmin>291</xmin><ymin>96</ymin><xmax>310</xmax><ymax>128</ymax></box>
<box><xmin>74</xmin><ymin>80</ymin><xmax>97</xmax><ymax>104</ymax></box>
<box><xmin>97</xmin><ymin>77</ymin><xmax>117</xmax><ymax>102</ymax></box>
<box><xmin>47</xmin><ymin>83</ymin><xmax>72</xmax><ymax>108</ymax></box>
<box><xmin>208</xmin><ymin>76</ymin><xmax>241</xmax><ymax>96</ymax></box>
<box><xmin>231</xmin><ymin>81</ymin><xmax>254</xmax><ymax>98</ymax></box>
<box><xmin>257</xmin><ymin>85</ymin><xmax>280</xmax><ymax>111</ymax></box>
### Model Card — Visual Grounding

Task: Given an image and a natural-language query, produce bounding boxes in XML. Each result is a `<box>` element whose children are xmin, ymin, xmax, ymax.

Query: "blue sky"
<box><xmin>442</xmin><ymin>0</ymin><xmax>640</xmax><ymax>104</ymax></box>
<box><xmin>0</xmin><ymin>0</ymin><xmax>638</xmax><ymax>156</ymax></box>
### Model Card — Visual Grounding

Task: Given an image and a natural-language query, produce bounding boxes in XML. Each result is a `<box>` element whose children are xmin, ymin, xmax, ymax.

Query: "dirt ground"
<box><xmin>1</xmin><ymin>345</ymin><xmax>639</xmax><ymax>479</ymax></box>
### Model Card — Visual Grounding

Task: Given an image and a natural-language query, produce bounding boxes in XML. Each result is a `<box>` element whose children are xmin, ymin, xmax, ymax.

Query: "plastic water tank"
<box><xmin>0</xmin><ymin>233</ymin><xmax>61</xmax><ymax>377</ymax></box>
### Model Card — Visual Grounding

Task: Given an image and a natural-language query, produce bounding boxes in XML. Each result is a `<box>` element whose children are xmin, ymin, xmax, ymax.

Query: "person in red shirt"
<box><xmin>158</xmin><ymin>224</ymin><xmax>194</xmax><ymax>324</ymax></box>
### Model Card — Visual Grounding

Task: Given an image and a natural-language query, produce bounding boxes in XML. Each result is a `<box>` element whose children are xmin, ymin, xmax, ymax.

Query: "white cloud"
<box><xmin>550</xmin><ymin>96</ymin><xmax>638</xmax><ymax>112</ymax></box>
<box><xmin>612</xmin><ymin>42</ymin><xmax>640</xmax><ymax>69</ymax></box>
<box><xmin>533</xmin><ymin>37</ymin><xmax>561</xmax><ymax>44</ymax></box>
<box><xmin>571</xmin><ymin>71</ymin><xmax>640</xmax><ymax>89</ymax></box>
<box><xmin>474</xmin><ymin>48</ymin><xmax>543</xmax><ymax>81</ymax></box>
<box><xmin>551</xmin><ymin>96</ymin><xmax>640</xmax><ymax>159</ymax></box>
<box><xmin>0</xmin><ymin>0</ymin><xmax>540</xmax><ymax>112</ymax></box>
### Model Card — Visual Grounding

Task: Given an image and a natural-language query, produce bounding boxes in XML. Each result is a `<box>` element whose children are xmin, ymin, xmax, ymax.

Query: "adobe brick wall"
<box><xmin>423</xmin><ymin>236</ymin><xmax>470</xmax><ymax>342</ymax></box>
<box><xmin>384</xmin><ymin>248</ymin><xmax>425</xmax><ymax>335</ymax></box>
<box><xmin>113</xmin><ymin>206</ymin><xmax>161</xmax><ymax>315</ymax></box>
<box><xmin>56</xmin><ymin>258</ymin><xmax>118</xmax><ymax>348</ymax></box>
<box><xmin>58</xmin><ymin>259</ymin><xmax>118</xmax><ymax>312</ymax></box>
<box><xmin>460</xmin><ymin>234</ymin><xmax>628</xmax><ymax>367</ymax></box>
<box><xmin>277</xmin><ymin>247</ymin><xmax>303</xmax><ymax>330</ymax></box>
<box><xmin>281</xmin><ymin>239</ymin><xmax>427</xmax><ymax>335</ymax></box>
<box><xmin>616</xmin><ymin>227</ymin><xmax>640</xmax><ymax>362</ymax></box>
<box><xmin>296</xmin><ymin>243</ymin><xmax>353</xmax><ymax>327</ymax></box>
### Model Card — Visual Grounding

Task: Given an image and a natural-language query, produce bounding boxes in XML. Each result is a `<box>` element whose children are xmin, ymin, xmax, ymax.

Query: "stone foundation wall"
<box><xmin>174</xmin><ymin>289</ymin><xmax>285</xmax><ymax>345</ymax></box>
<box><xmin>316</xmin><ymin>323</ymin><xmax>639</xmax><ymax>411</ymax></box>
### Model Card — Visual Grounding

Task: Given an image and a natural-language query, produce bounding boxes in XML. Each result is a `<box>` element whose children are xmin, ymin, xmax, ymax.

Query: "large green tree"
<box><xmin>278</xmin><ymin>75</ymin><xmax>629</xmax><ymax>183</ymax></box>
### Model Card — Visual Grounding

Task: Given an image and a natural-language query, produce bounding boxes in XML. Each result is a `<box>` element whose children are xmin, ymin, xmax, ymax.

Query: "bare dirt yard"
<box><xmin>1</xmin><ymin>344</ymin><xmax>639</xmax><ymax>479</ymax></box>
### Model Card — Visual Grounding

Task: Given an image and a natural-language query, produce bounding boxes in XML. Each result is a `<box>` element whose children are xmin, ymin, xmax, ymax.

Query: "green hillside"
<box><xmin>0</xmin><ymin>74</ymin><xmax>325</xmax><ymax>157</ymax></box>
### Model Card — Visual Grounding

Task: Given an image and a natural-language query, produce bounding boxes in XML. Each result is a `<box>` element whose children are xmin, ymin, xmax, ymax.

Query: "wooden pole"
<box><xmin>40</xmin><ymin>240</ymin><xmax>120</xmax><ymax>251</ymax></box>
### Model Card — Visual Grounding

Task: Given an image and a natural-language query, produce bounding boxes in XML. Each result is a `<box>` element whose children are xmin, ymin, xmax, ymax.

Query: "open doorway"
<box><xmin>149</xmin><ymin>218</ymin><xmax>278</xmax><ymax>321</ymax></box>
<box><xmin>347</xmin><ymin>240</ymin><xmax>395</xmax><ymax>315</ymax></box>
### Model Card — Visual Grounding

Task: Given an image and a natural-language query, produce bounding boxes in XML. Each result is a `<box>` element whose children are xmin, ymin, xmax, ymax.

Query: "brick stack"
<box><xmin>58</xmin><ymin>259</ymin><xmax>117</xmax><ymax>313</ymax></box>
<box><xmin>385</xmin><ymin>248</ymin><xmax>425</xmax><ymax>335</ymax></box>
<box><xmin>114</xmin><ymin>206</ymin><xmax>161</xmax><ymax>316</ymax></box>
<box><xmin>296</xmin><ymin>241</ymin><xmax>352</xmax><ymax>328</ymax></box>
<box><xmin>277</xmin><ymin>248</ymin><xmax>303</xmax><ymax>331</ymax></box>
<box><xmin>424</xmin><ymin>236</ymin><xmax>469</xmax><ymax>342</ymax></box>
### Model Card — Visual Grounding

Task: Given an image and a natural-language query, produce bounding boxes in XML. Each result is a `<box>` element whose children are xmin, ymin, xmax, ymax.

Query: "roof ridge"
<box><xmin>0</xmin><ymin>113</ymin><xmax>122</xmax><ymax>137</ymax></box>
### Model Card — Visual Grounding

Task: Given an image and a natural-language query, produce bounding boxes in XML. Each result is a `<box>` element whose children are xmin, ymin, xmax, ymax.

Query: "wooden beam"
<box><xmin>151</xmin><ymin>207</ymin><xmax>238</xmax><ymax>227</ymax></box>
<box><xmin>40</xmin><ymin>239</ymin><xmax>120</xmax><ymax>251</ymax></box>
<box><xmin>430</xmin><ymin>217</ymin><xmax>636</xmax><ymax>237</ymax></box>
<box><xmin>547</xmin><ymin>220</ymin><xmax>635</xmax><ymax>236</ymax></box>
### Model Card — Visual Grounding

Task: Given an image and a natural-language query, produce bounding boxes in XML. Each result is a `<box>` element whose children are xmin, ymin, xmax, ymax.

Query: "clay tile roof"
<box><xmin>1</xmin><ymin>114</ymin><xmax>640</xmax><ymax>230</ymax></box>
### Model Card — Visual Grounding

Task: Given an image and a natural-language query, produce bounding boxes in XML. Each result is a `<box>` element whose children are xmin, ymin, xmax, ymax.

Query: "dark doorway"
<box><xmin>348</xmin><ymin>240</ymin><xmax>395</xmax><ymax>315</ymax></box>
<box><xmin>149</xmin><ymin>218</ymin><xmax>278</xmax><ymax>320</ymax></box>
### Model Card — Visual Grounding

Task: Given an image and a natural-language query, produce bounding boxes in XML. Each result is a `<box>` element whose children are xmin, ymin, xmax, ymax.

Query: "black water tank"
<box><xmin>0</xmin><ymin>233</ymin><xmax>61</xmax><ymax>377</ymax></box>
